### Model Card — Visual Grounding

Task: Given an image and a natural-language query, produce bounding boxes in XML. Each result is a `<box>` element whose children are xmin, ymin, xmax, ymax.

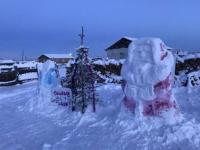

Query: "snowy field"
<box><xmin>0</xmin><ymin>81</ymin><xmax>200</xmax><ymax>150</ymax></box>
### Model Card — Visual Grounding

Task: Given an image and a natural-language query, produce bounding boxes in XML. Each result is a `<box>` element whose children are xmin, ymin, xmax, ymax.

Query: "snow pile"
<box><xmin>121</xmin><ymin>38</ymin><xmax>179</xmax><ymax>120</ymax></box>
<box><xmin>93</xmin><ymin>59</ymin><xmax>125</xmax><ymax>66</ymax></box>
<box><xmin>179</xmin><ymin>52</ymin><xmax>200</xmax><ymax>60</ymax></box>
<box><xmin>95</xmin><ymin>71</ymin><xmax>122</xmax><ymax>83</ymax></box>
<box><xmin>174</xmin><ymin>74</ymin><xmax>188</xmax><ymax>87</ymax></box>
<box><xmin>91</xmin><ymin>59</ymin><xmax>124</xmax><ymax>83</ymax></box>
<box><xmin>23</xmin><ymin>83</ymin><xmax>200</xmax><ymax>149</ymax></box>
<box><xmin>58</xmin><ymin>65</ymin><xmax>66</xmax><ymax>78</ymax></box>
<box><xmin>18</xmin><ymin>72</ymin><xmax>38</xmax><ymax>81</ymax></box>
<box><xmin>0</xmin><ymin>59</ymin><xmax>15</xmax><ymax>64</ymax></box>
<box><xmin>122</xmin><ymin>38</ymin><xmax>174</xmax><ymax>86</ymax></box>
<box><xmin>16</xmin><ymin>61</ymin><xmax>38</xmax><ymax>69</ymax></box>
<box><xmin>26</xmin><ymin>61</ymin><xmax>60</xmax><ymax>115</ymax></box>
<box><xmin>175</xmin><ymin>51</ymin><xmax>200</xmax><ymax>68</ymax></box>
<box><xmin>187</xmin><ymin>71</ymin><xmax>200</xmax><ymax>87</ymax></box>
<box><xmin>26</xmin><ymin>60</ymin><xmax>70</xmax><ymax>116</ymax></box>
<box><xmin>174</xmin><ymin>70</ymin><xmax>200</xmax><ymax>87</ymax></box>
<box><xmin>44</xmin><ymin>53</ymin><xmax>74</xmax><ymax>59</ymax></box>
<box><xmin>39</xmin><ymin>60</ymin><xmax>59</xmax><ymax>89</ymax></box>
<box><xmin>0</xmin><ymin>65</ymin><xmax>14</xmax><ymax>69</ymax></box>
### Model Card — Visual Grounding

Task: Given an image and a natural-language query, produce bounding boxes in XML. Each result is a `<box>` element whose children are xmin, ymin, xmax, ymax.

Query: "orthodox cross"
<box><xmin>78</xmin><ymin>26</ymin><xmax>85</xmax><ymax>46</ymax></box>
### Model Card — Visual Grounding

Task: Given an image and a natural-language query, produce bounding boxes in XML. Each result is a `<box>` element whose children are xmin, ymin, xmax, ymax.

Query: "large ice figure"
<box><xmin>121</xmin><ymin>38</ymin><xmax>179</xmax><ymax>116</ymax></box>
<box><xmin>37</xmin><ymin>60</ymin><xmax>71</xmax><ymax>106</ymax></box>
<box><xmin>38</xmin><ymin>60</ymin><xmax>59</xmax><ymax>89</ymax></box>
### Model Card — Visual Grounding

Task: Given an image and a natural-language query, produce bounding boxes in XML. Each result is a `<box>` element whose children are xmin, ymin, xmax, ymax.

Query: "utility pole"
<box><xmin>21</xmin><ymin>50</ymin><xmax>25</xmax><ymax>62</ymax></box>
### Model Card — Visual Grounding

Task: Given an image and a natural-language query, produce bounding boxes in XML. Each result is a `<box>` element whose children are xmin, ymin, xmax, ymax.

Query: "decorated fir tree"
<box><xmin>68</xmin><ymin>27</ymin><xmax>96</xmax><ymax>113</ymax></box>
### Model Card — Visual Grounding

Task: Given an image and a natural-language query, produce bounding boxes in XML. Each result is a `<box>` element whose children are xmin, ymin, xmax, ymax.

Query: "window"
<box><xmin>119</xmin><ymin>52</ymin><xmax>124</xmax><ymax>58</ymax></box>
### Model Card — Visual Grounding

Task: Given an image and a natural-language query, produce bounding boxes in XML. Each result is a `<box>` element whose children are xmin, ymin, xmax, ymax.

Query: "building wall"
<box><xmin>51</xmin><ymin>58</ymin><xmax>72</xmax><ymax>63</ymax></box>
<box><xmin>38</xmin><ymin>55</ymin><xmax>73</xmax><ymax>64</ymax></box>
<box><xmin>106</xmin><ymin>48</ymin><xmax>128</xmax><ymax>60</ymax></box>
<box><xmin>38</xmin><ymin>56</ymin><xmax>49</xmax><ymax>63</ymax></box>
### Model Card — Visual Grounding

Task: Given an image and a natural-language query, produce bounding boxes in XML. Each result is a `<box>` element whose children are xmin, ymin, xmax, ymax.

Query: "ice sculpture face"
<box><xmin>122</xmin><ymin>38</ymin><xmax>174</xmax><ymax>88</ymax></box>
<box><xmin>127</xmin><ymin>38</ymin><xmax>169</xmax><ymax>65</ymax></box>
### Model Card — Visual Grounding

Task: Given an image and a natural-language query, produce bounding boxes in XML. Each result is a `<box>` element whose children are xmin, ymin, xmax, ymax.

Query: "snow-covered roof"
<box><xmin>0</xmin><ymin>60</ymin><xmax>15</xmax><ymax>64</ymax></box>
<box><xmin>175</xmin><ymin>50</ymin><xmax>200</xmax><ymax>61</ymax></box>
<box><xmin>16</xmin><ymin>61</ymin><xmax>37</xmax><ymax>68</ymax></box>
<box><xmin>43</xmin><ymin>54</ymin><xmax>74</xmax><ymax>59</ymax></box>
<box><xmin>93</xmin><ymin>59</ymin><xmax>125</xmax><ymax>65</ymax></box>
<box><xmin>0</xmin><ymin>65</ymin><xmax>14</xmax><ymax>69</ymax></box>
<box><xmin>122</xmin><ymin>36</ymin><xmax>137</xmax><ymax>41</ymax></box>
<box><xmin>75</xmin><ymin>45</ymin><xmax>89</xmax><ymax>50</ymax></box>
<box><xmin>106</xmin><ymin>36</ymin><xmax>136</xmax><ymax>50</ymax></box>
<box><xmin>166</xmin><ymin>46</ymin><xmax>173</xmax><ymax>50</ymax></box>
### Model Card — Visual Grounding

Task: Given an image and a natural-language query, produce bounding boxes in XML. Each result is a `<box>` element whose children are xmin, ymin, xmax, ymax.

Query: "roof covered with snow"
<box><xmin>42</xmin><ymin>54</ymin><xmax>74</xmax><ymax>59</ymax></box>
<box><xmin>16</xmin><ymin>61</ymin><xmax>38</xmax><ymax>68</ymax></box>
<box><xmin>105</xmin><ymin>36</ymin><xmax>136</xmax><ymax>51</ymax></box>
<box><xmin>122</xmin><ymin>36</ymin><xmax>137</xmax><ymax>41</ymax></box>
<box><xmin>0</xmin><ymin>60</ymin><xmax>15</xmax><ymax>64</ymax></box>
<box><xmin>93</xmin><ymin>59</ymin><xmax>125</xmax><ymax>65</ymax></box>
<box><xmin>105</xmin><ymin>36</ymin><xmax>175</xmax><ymax>52</ymax></box>
<box><xmin>176</xmin><ymin>50</ymin><xmax>200</xmax><ymax>62</ymax></box>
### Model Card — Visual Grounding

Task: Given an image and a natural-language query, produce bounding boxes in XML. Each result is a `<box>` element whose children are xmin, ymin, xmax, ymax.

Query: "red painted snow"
<box><xmin>122</xmin><ymin>74</ymin><xmax>178</xmax><ymax>116</ymax></box>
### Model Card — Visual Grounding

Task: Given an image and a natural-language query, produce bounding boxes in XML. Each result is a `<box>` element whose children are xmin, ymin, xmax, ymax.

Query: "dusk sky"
<box><xmin>0</xmin><ymin>0</ymin><xmax>200</xmax><ymax>60</ymax></box>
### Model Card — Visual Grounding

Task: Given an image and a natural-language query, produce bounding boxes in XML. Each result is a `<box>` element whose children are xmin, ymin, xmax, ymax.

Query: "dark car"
<box><xmin>0</xmin><ymin>60</ymin><xmax>18</xmax><ymax>86</ymax></box>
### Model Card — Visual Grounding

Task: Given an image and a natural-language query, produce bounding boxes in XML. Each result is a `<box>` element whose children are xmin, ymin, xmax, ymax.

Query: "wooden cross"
<box><xmin>79</xmin><ymin>26</ymin><xmax>85</xmax><ymax>46</ymax></box>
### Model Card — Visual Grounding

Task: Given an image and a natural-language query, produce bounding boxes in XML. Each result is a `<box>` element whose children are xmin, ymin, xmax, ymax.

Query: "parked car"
<box><xmin>0</xmin><ymin>60</ymin><xmax>18</xmax><ymax>86</ymax></box>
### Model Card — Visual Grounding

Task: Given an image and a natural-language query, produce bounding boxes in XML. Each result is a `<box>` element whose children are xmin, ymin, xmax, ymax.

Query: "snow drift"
<box><xmin>20</xmin><ymin>82</ymin><xmax>200</xmax><ymax>150</ymax></box>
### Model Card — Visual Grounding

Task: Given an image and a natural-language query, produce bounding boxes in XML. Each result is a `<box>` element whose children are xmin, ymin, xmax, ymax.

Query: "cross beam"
<box><xmin>78</xmin><ymin>26</ymin><xmax>85</xmax><ymax>46</ymax></box>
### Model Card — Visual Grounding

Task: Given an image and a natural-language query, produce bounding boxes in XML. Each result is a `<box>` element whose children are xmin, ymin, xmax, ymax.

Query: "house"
<box><xmin>105</xmin><ymin>37</ymin><xmax>176</xmax><ymax>60</ymax></box>
<box><xmin>105</xmin><ymin>37</ymin><xmax>136</xmax><ymax>60</ymax></box>
<box><xmin>38</xmin><ymin>54</ymin><xmax>74</xmax><ymax>63</ymax></box>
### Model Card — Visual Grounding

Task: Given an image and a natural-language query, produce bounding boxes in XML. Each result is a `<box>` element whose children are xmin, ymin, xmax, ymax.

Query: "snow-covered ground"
<box><xmin>18</xmin><ymin>72</ymin><xmax>38</xmax><ymax>81</ymax></box>
<box><xmin>15</xmin><ymin>61</ymin><xmax>38</xmax><ymax>69</ymax></box>
<box><xmin>0</xmin><ymin>81</ymin><xmax>200</xmax><ymax>150</ymax></box>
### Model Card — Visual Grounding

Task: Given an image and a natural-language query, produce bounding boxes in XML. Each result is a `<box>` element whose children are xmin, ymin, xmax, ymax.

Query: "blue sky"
<box><xmin>0</xmin><ymin>0</ymin><xmax>200</xmax><ymax>60</ymax></box>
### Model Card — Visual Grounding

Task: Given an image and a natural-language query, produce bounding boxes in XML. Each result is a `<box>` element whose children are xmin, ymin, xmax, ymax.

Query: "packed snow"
<box><xmin>121</xmin><ymin>38</ymin><xmax>178</xmax><ymax>118</ymax></box>
<box><xmin>187</xmin><ymin>70</ymin><xmax>200</xmax><ymax>87</ymax></box>
<box><xmin>1</xmin><ymin>82</ymin><xmax>200</xmax><ymax>149</ymax></box>
<box><xmin>43</xmin><ymin>54</ymin><xmax>74</xmax><ymax>59</ymax></box>
<box><xmin>16</xmin><ymin>61</ymin><xmax>38</xmax><ymax>69</ymax></box>
<box><xmin>18</xmin><ymin>72</ymin><xmax>38</xmax><ymax>81</ymax></box>
<box><xmin>0</xmin><ymin>60</ymin><xmax>15</xmax><ymax>64</ymax></box>
<box><xmin>93</xmin><ymin>59</ymin><xmax>125</xmax><ymax>65</ymax></box>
